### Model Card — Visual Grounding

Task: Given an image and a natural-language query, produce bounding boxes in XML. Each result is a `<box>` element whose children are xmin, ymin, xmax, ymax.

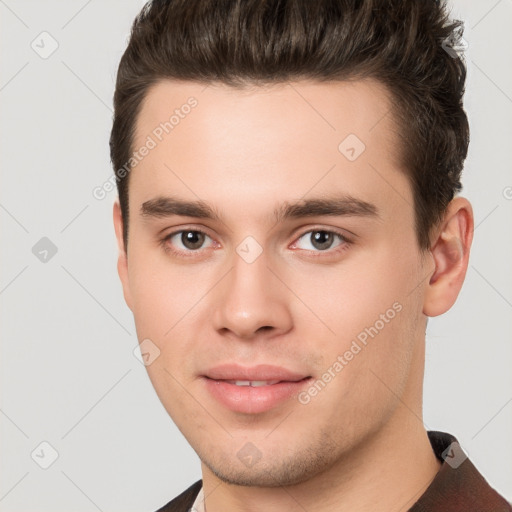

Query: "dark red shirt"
<box><xmin>156</xmin><ymin>431</ymin><xmax>512</xmax><ymax>511</ymax></box>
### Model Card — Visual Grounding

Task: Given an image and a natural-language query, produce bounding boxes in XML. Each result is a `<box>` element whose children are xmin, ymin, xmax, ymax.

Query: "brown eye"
<box><xmin>180</xmin><ymin>231</ymin><xmax>206</xmax><ymax>250</ymax></box>
<box><xmin>295</xmin><ymin>230</ymin><xmax>347</xmax><ymax>252</ymax></box>
<box><xmin>164</xmin><ymin>230</ymin><xmax>214</xmax><ymax>254</ymax></box>
<box><xmin>310</xmin><ymin>231</ymin><xmax>335</xmax><ymax>250</ymax></box>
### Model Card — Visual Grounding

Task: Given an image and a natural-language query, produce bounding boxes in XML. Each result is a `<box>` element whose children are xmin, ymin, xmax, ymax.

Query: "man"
<box><xmin>109</xmin><ymin>0</ymin><xmax>512</xmax><ymax>510</ymax></box>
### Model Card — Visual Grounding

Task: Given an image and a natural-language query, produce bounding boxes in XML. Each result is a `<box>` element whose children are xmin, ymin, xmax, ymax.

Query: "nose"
<box><xmin>211</xmin><ymin>247</ymin><xmax>293</xmax><ymax>341</ymax></box>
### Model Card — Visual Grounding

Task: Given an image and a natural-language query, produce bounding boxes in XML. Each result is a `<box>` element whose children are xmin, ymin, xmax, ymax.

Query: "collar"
<box><xmin>409</xmin><ymin>430</ymin><xmax>511</xmax><ymax>511</ymax></box>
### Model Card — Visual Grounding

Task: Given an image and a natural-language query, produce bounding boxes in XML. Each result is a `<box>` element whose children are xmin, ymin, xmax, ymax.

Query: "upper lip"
<box><xmin>204</xmin><ymin>364</ymin><xmax>310</xmax><ymax>382</ymax></box>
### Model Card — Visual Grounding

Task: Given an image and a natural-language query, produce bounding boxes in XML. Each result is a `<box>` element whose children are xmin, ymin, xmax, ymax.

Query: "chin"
<box><xmin>198</xmin><ymin>434</ymin><xmax>341</xmax><ymax>488</ymax></box>
<box><xmin>205</xmin><ymin>460</ymin><xmax>315</xmax><ymax>488</ymax></box>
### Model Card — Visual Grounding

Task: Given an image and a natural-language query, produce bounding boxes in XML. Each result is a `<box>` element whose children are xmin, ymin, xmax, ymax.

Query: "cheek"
<box><xmin>295</xmin><ymin>247</ymin><xmax>421</xmax><ymax>401</ymax></box>
<box><xmin>127</xmin><ymin>250</ymin><xmax>199</xmax><ymax>337</ymax></box>
<box><xmin>298</xmin><ymin>301</ymin><xmax>418</xmax><ymax>440</ymax></box>
<box><xmin>289</xmin><ymin>254</ymin><xmax>410</xmax><ymax>344</ymax></box>
<box><xmin>127</xmin><ymin>251</ymin><xmax>209</xmax><ymax>374</ymax></box>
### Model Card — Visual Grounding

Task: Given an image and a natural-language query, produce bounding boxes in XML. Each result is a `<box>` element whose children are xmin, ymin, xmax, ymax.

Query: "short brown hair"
<box><xmin>110</xmin><ymin>0</ymin><xmax>469</xmax><ymax>251</ymax></box>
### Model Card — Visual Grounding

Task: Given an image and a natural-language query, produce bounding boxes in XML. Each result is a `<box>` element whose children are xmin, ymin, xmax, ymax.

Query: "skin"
<box><xmin>113</xmin><ymin>79</ymin><xmax>474</xmax><ymax>512</ymax></box>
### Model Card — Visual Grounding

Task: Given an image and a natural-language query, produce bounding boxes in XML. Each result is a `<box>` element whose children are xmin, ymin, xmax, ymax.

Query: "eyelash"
<box><xmin>160</xmin><ymin>227</ymin><xmax>352</xmax><ymax>259</ymax></box>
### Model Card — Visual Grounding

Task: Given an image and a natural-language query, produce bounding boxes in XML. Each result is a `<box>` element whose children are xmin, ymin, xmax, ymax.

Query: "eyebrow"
<box><xmin>274</xmin><ymin>195</ymin><xmax>379</xmax><ymax>223</ymax></box>
<box><xmin>140</xmin><ymin>195</ymin><xmax>380</xmax><ymax>223</ymax></box>
<box><xmin>141</xmin><ymin>197</ymin><xmax>222</xmax><ymax>221</ymax></box>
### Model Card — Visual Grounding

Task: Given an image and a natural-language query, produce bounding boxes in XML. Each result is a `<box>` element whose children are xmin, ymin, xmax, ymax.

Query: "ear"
<box><xmin>113</xmin><ymin>200</ymin><xmax>133</xmax><ymax>311</ymax></box>
<box><xmin>422</xmin><ymin>196</ymin><xmax>474</xmax><ymax>317</ymax></box>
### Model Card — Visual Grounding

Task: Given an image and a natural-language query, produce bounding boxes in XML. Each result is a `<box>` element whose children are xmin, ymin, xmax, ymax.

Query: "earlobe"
<box><xmin>113</xmin><ymin>200</ymin><xmax>133</xmax><ymax>311</ymax></box>
<box><xmin>422</xmin><ymin>197</ymin><xmax>474</xmax><ymax>317</ymax></box>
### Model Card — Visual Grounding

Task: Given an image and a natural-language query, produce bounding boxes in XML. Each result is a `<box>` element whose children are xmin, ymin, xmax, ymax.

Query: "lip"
<box><xmin>202</xmin><ymin>364</ymin><xmax>311</xmax><ymax>414</ymax></box>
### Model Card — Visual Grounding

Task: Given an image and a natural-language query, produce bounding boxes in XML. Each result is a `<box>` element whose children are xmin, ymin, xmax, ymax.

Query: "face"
<box><xmin>115</xmin><ymin>79</ymin><xmax>433</xmax><ymax>487</ymax></box>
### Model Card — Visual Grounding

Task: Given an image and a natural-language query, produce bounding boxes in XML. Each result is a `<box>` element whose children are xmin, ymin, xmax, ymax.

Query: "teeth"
<box><xmin>229</xmin><ymin>380</ymin><xmax>280</xmax><ymax>387</ymax></box>
<box><xmin>249</xmin><ymin>380</ymin><xmax>276</xmax><ymax>387</ymax></box>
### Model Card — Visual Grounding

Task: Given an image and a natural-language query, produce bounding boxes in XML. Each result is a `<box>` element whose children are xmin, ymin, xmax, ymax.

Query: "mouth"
<box><xmin>202</xmin><ymin>364</ymin><xmax>312</xmax><ymax>414</ymax></box>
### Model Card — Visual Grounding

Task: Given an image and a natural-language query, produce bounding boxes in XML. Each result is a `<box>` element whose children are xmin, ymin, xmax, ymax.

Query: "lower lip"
<box><xmin>203</xmin><ymin>377</ymin><xmax>311</xmax><ymax>414</ymax></box>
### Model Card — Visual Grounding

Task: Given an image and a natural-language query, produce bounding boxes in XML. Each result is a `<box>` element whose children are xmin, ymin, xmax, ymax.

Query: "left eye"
<box><xmin>293</xmin><ymin>230</ymin><xmax>347</xmax><ymax>252</ymax></box>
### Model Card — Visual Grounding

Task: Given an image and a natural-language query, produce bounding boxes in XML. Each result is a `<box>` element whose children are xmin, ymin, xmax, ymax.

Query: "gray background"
<box><xmin>1</xmin><ymin>1</ymin><xmax>511</xmax><ymax>510</ymax></box>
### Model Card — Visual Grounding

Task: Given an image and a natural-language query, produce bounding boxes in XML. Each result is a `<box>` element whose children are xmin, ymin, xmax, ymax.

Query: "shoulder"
<box><xmin>154</xmin><ymin>480</ymin><xmax>202</xmax><ymax>512</ymax></box>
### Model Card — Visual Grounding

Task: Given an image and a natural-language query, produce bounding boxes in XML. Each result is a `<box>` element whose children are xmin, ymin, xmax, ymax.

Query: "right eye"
<box><xmin>161</xmin><ymin>229</ymin><xmax>217</xmax><ymax>257</ymax></box>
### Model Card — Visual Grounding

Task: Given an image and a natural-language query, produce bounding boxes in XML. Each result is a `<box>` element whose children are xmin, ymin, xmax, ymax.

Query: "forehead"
<box><xmin>130</xmin><ymin>78</ymin><xmax>410</xmax><ymax>225</ymax></box>
<box><xmin>134</xmin><ymin>78</ymin><xmax>398</xmax><ymax>153</ymax></box>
